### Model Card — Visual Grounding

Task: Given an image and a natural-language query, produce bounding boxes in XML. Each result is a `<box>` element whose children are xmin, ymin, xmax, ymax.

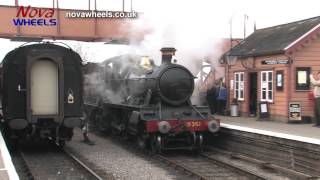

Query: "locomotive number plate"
<box><xmin>186</xmin><ymin>121</ymin><xmax>202</xmax><ymax>127</ymax></box>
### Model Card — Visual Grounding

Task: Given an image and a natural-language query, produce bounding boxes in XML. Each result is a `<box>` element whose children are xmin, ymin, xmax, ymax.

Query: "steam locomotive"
<box><xmin>84</xmin><ymin>48</ymin><xmax>220</xmax><ymax>153</ymax></box>
<box><xmin>0</xmin><ymin>43</ymin><xmax>83</xmax><ymax>146</ymax></box>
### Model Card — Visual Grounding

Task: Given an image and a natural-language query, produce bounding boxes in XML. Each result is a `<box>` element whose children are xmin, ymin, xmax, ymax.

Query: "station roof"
<box><xmin>227</xmin><ymin>16</ymin><xmax>320</xmax><ymax>57</ymax></box>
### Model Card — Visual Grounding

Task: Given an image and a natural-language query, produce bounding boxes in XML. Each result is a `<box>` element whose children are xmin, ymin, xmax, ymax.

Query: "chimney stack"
<box><xmin>160</xmin><ymin>47</ymin><xmax>176</xmax><ymax>64</ymax></box>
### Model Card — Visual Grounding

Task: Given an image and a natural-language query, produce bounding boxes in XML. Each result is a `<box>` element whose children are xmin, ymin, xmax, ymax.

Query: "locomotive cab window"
<box><xmin>296</xmin><ymin>67</ymin><xmax>310</xmax><ymax>90</ymax></box>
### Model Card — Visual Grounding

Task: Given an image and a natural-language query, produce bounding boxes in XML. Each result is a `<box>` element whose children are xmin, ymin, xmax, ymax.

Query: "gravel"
<box><xmin>11</xmin><ymin>144</ymin><xmax>98</xmax><ymax>180</ymax></box>
<box><xmin>66</xmin><ymin>129</ymin><xmax>193</xmax><ymax>180</ymax></box>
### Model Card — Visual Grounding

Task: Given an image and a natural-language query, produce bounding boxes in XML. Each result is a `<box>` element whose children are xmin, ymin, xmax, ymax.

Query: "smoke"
<box><xmin>123</xmin><ymin>0</ymin><xmax>232</xmax><ymax>105</ymax></box>
<box><xmin>85</xmin><ymin>0</ymin><xmax>234</xmax><ymax>105</ymax></box>
<box><xmin>127</xmin><ymin>0</ymin><xmax>229</xmax><ymax>74</ymax></box>
<box><xmin>83</xmin><ymin>55</ymin><xmax>142</xmax><ymax>104</ymax></box>
<box><xmin>84</xmin><ymin>71</ymin><xmax>125</xmax><ymax>104</ymax></box>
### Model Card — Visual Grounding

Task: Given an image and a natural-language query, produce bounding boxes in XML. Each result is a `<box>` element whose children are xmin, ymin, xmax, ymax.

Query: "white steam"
<box><xmin>127</xmin><ymin>0</ymin><xmax>229</xmax><ymax>74</ymax></box>
<box><xmin>124</xmin><ymin>0</ymin><xmax>233</xmax><ymax>105</ymax></box>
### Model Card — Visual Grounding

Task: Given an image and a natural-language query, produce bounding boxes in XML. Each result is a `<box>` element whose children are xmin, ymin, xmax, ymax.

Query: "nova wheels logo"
<box><xmin>13</xmin><ymin>5</ymin><xmax>57</xmax><ymax>26</ymax></box>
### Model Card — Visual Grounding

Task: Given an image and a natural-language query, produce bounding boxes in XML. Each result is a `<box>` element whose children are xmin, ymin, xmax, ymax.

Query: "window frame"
<box><xmin>260</xmin><ymin>71</ymin><xmax>273</xmax><ymax>102</ymax></box>
<box><xmin>234</xmin><ymin>72</ymin><xmax>244</xmax><ymax>101</ymax></box>
<box><xmin>295</xmin><ymin>67</ymin><xmax>311</xmax><ymax>91</ymax></box>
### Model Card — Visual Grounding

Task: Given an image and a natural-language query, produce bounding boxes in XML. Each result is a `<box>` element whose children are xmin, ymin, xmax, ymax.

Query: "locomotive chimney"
<box><xmin>160</xmin><ymin>47</ymin><xmax>176</xmax><ymax>64</ymax></box>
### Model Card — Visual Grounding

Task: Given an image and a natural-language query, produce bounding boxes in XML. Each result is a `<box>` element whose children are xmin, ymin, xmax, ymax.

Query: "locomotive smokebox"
<box><xmin>160</xmin><ymin>47</ymin><xmax>176</xmax><ymax>64</ymax></box>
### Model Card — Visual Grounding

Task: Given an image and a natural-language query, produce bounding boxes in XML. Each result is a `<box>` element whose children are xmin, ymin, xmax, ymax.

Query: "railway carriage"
<box><xmin>1</xmin><ymin>42</ymin><xmax>83</xmax><ymax>145</ymax></box>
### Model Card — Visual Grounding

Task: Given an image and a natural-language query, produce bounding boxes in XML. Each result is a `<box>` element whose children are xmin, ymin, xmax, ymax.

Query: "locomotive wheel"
<box><xmin>89</xmin><ymin>109</ymin><xmax>99</xmax><ymax>131</ymax></box>
<box><xmin>197</xmin><ymin>134</ymin><xmax>204</xmax><ymax>153</ymax></box>
<box><xmin>193</xmin><ymin>134</ymin><xmax>204</xmax><ymax>154</ymax></box>
<box><xmin>98</xmin><ymin>112</ymin><xmax>113</xmax><ymax>133</ymax></box>
<box><xmin>137</xmin><ymin>135</ymin><xmax>147</xmax><ymax>149</ymax></box>
<box><xmin>121</xmin><ymin>131</ymin><xmax>130</xmax><ymax>141</ymax></box>
<box><xmin>90</xmin><ymin>108</ymin><xmax>110</xmax><ymax>133</ymax></box>
<box><xmin>151</xmin><ymin>135</ymin><xmax>162</xmax><ymax>154</ymax></box>
<box><xmin>59</xmin><ymin>140</ymin><xmax>66</xmax><ymax>147</ymax></box>
<box><xmin>111</xmin><ymin>128</ymin><xmax>118</xmax><ymax>137</ymax></box>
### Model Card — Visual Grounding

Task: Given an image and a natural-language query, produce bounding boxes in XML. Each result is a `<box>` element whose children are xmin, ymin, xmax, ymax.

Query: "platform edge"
<box><xmin>220</xmin><ymin>123</ymin><xmax>320</xmax><ymax>145</ymax></box>
<box><xmin>0</xmin><ymin>131</ymin><xmax>19</xmax><ymax>180</ymax></box>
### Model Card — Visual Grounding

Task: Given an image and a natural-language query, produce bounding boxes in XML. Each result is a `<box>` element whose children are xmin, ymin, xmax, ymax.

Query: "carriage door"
<box><xmin>31</xmin><ymin>59</ymin><xmax>59</xmax><ymax>115</ymax></box>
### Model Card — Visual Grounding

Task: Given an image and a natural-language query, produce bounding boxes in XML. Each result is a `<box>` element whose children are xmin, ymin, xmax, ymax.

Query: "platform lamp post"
<box><xmin>226</xmin><ymin>13</ymin><xmax>238</xmax><ymax>115</ymax></box>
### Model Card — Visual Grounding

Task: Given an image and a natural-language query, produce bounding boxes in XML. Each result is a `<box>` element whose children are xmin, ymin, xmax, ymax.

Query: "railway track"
<box><xmin>13</xmin><ymin>144</ymin><xmax>104</xmax><ymax>180</ymax></box>
<box><xmin>98</xmin><ymin>134</ymin><xmax>278</xmax><ymax>180</ymax></box>
<box><xmin>205</xmin><ymin>147</ymin><xmax>319</xmax><ymax>180</ymax></box>
<box><xmin>99</xmin><ymin>132</ymin><xmax>318</xmax><ymax>180</ymax></box>
<box><xmin>154</xmin><ymin>152</ymin><xmax>267</xmax><ymax>180</ymax></box>
<box><xmin>211</xmin><ymin>128</ymin><xmax>320</xmax><ymax>177</ymax></box>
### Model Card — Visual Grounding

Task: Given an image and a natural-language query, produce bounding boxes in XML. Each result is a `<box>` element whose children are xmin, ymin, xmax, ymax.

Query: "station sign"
<box><xmin>289</xmin><ymin>102</ymin><xmax>301</xmax><ymax>121</ymax></box>
<box><xmin>261</xmin><ymin>60</ymin><xmax>289</xmax><ymax>65</ymax></box>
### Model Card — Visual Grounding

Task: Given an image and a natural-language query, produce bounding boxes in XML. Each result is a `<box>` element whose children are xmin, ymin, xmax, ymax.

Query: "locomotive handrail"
<box><xmin>190</xmin><ymin>105</ymin><xmax>206</xmax><ymax>119</ymax></box>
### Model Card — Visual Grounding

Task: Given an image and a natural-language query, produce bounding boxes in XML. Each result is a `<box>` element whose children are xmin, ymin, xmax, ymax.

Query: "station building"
<box><xmin>222</xmin><ymin>16</ymin><xmax>320</xmax><ymax>122</ymax></box>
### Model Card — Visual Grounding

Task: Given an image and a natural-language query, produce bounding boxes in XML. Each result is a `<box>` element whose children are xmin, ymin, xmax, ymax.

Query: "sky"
<box><xmin>0</xmin><ymin>0</ymin><xmax>319</xmax><ymax>64</ymax></box>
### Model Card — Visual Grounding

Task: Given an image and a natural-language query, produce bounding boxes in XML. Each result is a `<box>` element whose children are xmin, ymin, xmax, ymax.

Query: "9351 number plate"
<box><xmin>186</xmin><ymin>121</ymin><xmax>202</xmax><ymax>127</ymax></box>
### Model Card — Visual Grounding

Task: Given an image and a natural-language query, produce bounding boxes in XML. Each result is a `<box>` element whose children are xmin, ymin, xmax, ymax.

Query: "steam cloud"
<box><xmin>85</xmin><ymin>0</ymin><xmax>232</xmax><ymax>105</ymax></box>
<box><xmin>123</xmin><ymin>0</ymin><xmax>231</xmax><ymax>105</ymax></box>
<box><xmin>83</xmin><ymin>55</ymin><xmax>142</xmax><ymax>104</ymax></box>
<box><xmin>127</xmin><ymin>0</ymin><xmax>228</xmax><ymax>74</ymax></box>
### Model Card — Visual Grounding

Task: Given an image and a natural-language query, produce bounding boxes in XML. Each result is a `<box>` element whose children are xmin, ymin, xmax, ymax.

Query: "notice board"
<box><xmin>289</xmin><ymin>102</ymin><xmax>301</xmax><ymax>121</ymax></box>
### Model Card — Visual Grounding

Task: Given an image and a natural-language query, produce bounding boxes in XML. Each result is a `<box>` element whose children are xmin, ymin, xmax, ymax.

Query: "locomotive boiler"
<box><xmin>85</xmin><ymin>48</ymin><xmax>220</xmax><ymax>153</ymax></box>
<box><xmin>1</xmin><ymin>42</ymin><xmax>83</xmax><ymax>146</ymax></box>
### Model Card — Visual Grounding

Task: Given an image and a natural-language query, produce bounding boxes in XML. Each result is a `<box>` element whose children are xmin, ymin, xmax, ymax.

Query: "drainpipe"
<box><xmin>226</xmin><ymin>62</ymin><xmax>230</xmax><ymax>113</ymax></box>
<box><xmin>288</xmin><ymin>56</ymin><xmax>293</xmax><ymax>120</ymax></box>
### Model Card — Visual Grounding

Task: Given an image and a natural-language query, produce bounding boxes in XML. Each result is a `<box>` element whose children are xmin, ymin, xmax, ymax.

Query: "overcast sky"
<box><xmin>0</xmin><ymin>0</ymin><xmax>319</xmax><ymax>63</ymax></box>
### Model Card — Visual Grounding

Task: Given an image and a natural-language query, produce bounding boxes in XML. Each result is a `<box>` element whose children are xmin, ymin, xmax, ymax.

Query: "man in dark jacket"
<box><xmin>206</xmin><ymin>81</ymin><xmax>219</xmax><ymax>114</ymax></box>
<box><xmin>217</xmin><ymin>84</ymin><xmax>227</xmax><ymax>115</ymax></box>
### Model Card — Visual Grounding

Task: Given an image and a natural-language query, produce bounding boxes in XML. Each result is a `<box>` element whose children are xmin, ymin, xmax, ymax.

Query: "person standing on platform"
<box><xmin>217</xmin><ymin>83</ymin><xmax>227</xmax><ymax>115</ymax></box>
<box><xmin>310</xmin><ymin>71</ymin><xmax>320</xmax><ymax>127</ymax></box>
<box><xmin>206</xmin><ymin>84</ymin><xmax>217</xmax><ymax>114</ymax></box>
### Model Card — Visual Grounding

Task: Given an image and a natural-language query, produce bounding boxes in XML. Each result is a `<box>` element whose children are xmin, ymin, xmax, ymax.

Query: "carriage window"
<box><xmin>234</xmin><ymin>72</ymin><xmax>244</xmax><ymax>101</ymax></box>
<box><xmin>261</xmin><ymin>71</ymin><xmax>273</xmax><ymax>102</ymax></box>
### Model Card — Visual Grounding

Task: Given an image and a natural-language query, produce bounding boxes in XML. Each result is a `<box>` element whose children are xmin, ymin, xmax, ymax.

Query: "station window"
<box><xmin>234</xmin><ymin>72</ymin><xmax>244</xmax><ymax>101</ymax></box>
<box><xmin>261</xmin><ymin>71</ymin><xmax>273</xmax><ymax>102</ymax></box>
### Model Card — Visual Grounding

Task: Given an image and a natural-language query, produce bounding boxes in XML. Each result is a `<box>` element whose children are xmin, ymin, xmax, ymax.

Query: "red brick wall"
<box><xmin>227</xmin><ymin>37</ymin><xmax>320</xmax><ymax>121</ymax></box>
<box><xmin>290</xmin><ymin>37</ymin><xmax>320</xmax><ymax>119</ymax></box>
<box><xmin>228</xmin><ymin>54</ymin><xmax>293</xmax><ymax>121</ymax></box>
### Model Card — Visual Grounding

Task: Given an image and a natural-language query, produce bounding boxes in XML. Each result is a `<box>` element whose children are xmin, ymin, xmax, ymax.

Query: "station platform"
<box><xmin>0</xmin><ymin>131</ymin><xmax>19</xmax><ymax>180</ymax></box>
<box><xmin>215</xmin><ymin>115</ymin><xmax>320</xmax><ymax>145</ymax></box>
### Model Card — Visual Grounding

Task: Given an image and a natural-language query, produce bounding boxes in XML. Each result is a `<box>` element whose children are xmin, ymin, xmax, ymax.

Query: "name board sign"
<box><xmin>289</xmin><ymin>102</ymin><xmax>301</xmax><ymax>121</ymax></box>
<box><xmin>262</xmin><ymin>60</ymin><xmax>289</xmax><ymax>65</ymax></box>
